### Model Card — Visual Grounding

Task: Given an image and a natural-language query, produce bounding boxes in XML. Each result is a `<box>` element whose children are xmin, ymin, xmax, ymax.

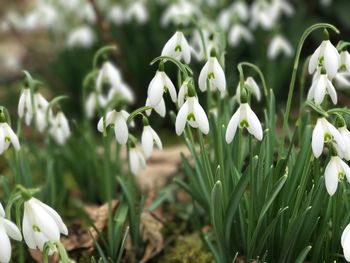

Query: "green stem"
<box><xmin>283</xmin><ymin>23</ymin><xmax>339</xmax><ymax>141</ymax></box>
<box><xmin>93</xmin><ymin>45</ymin><xmax>117</xmax><ymax>69</ymax></box>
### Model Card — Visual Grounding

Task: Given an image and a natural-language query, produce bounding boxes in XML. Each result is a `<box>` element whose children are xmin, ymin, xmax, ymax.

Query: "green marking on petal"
<box><xmin>318</xmin><ymin>56</ymin><xmax>324</xmax><ymax>67</ymax></box>
<box><xmin>163</xmin><ymin>86</ymin><xmax>168</xmax><ymax>93</ymax></box>
<box><xmin>187</xmin><ymin>113</ymin><xmax>195</xmax><ymax>121</ymax></box>
<box><xmin>4</xmin><ymin>136</ymin><xmax>10</xmax><ymax>143</ymax></box>
<box><xmin>208</xmin><ymin>72</ymin><xmax>215</xmax><ymax>79</ymax></box>
<box><xmin>339</xmin><ymin>171</ymin><xmax>345</xmax><ymax>181</ymax></box>
<box><xmin>32</xmin><ymin>224</ymin><xmax>41</xmax><ymax>232</ymax></box>
<box><xmin>324</xmin><ymin>133</ymin><xmax>332</xmax><ymax>142</ymax></box>
<box><xmin>175</xmin><ymin>45</ymin><xmax>182</xmax><ymax>52</ymax></box>
<box><xmin>239</xmin><ymin>119</ymin><xmax>249</xmax><ymax>128</ymax></box>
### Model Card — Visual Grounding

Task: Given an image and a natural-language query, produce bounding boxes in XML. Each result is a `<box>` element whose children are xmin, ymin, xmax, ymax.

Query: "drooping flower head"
<box><xmin>161</xmin><ymin>31</ymin><xmax>191</xmax><ymax>64</ymax></box>
<box><xmin>147</xmin><ymin>62</ymin><xmax>177</xmax><ymax>107</ymax></box>
<box><xmin>324</xmin><ymin>155</ymin><xmax>350</xmax><ymax>196</ymax></box>
<box><xmin>342</xmin><ymin>223</ymin><xmax>350</xmax><ymax>262</ymax></box>
<box><xmin>18</xmin><ymin>88</ymin><xmax>33</xmax><ymax>126</ymax></box>
<box><xmin>22</xmin><ymin>198</ymin><xmax>68</xmax><ymax>252</ymax></box>
<box><xmin>0</xmin><ymin>107</ymin><xmax>20</xmax><ymax>154</ymax></box>
<box><xmin>236</xmin><ymin>77</ymin><xmax>261</xmax><ymax>102</ymax></box>
<box><xmin>141</xmin><ymin>117</ymin><xmax>162</xmax><ymax>159</ymax></box>
<box><xmin>49</xmin><ymin>111</ymin><xmax>71</xmax><ymax>145</ymax></box>
<box><xmin>198</xmin><ymin>50</ymin><xmax>226</xmax><ymax>95</ymax></box>
<box><xmin>267</xmin><ymin>34</ymin><xmax>293</xmax><ymax>59</ymax></box>
<box><xmin>129</xmin><ymin>143</ymin><xmax>146</xmax><ymax>175</ymax></box>
<box><xmin>307</xmin><ymin>71</ymin><xmax>337</xmax><ymax>105</ymax></box>
<box><xmin>308</xmin><ymin>30</ymin><xmax>340</xmax><ymax>79</ymax></box>
<box><xmin>175</xmin><ymin>85</ymin><xmax>209</xmax><ymax>136</ymax></box>
<box><xmin>97</xmin><ymin>109</ymin><xmax>129</xmax><ymax>145</ymax></box>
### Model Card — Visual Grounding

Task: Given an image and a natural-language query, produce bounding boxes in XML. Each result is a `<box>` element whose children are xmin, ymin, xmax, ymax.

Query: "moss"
<box><xmin>160</xmin><ymin>233</ymin><xmax>214</xmax><ymax>263</ymax></box>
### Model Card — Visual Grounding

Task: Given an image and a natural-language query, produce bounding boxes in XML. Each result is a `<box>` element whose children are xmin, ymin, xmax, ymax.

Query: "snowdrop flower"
<box><xmin>175</xmin><ymin>87</ymin><xmax>209</xmax><ymax>135</ymax></box>
<box><xmin>308</xmin><ymin>38</ymin><xmax>340</xmax><ymax>79</ymax></box>
<box><xmin>66</xmin><ymin>26</ymin><xmax>96</xmax><ymax>49</ymax></box>
<box><xmin>236</xmin><ymin>77</ymin><xmax>261</xmax><ymax>102</ymax></box>
<box><xmin>311</xmin><ymin>118</ymin><xmax>344</xmax><ymax>158</ymax></box>
<box><xmin>218</xmin><ymin>1</ymin><xmax>249</xmax><ymax>30</ymax></box>
<box><xmin>34</xmin><ymin>92</ymin><xmax>50</xmax><ymax>133</ymax></box>
<box><xmin>198</xmin><ymin>54</ymin><xmax>226</xmax><ymax>95</ymax></box>
<box><xmin>177</xmin><ymin>80</ymin><xmax>191</xmax><ymax>107</ymax></box>
<box><xmin>18</xmin><ymin>88</ymin><xmax>33</xmax><ymax>125</ymax></box>
<box><xmin>250</xmin><ymin>1</ymin><xmax>276</xmax><ymax>30</ymax></box>
<box><xmin>125</xmin><ymin>1</ymin><xmax>149</xmax><ymax>24</ymax></box>
<box><xmin>334</xmin><ymin>71</ymin><xmax>350</xmax><ymax>89</ymax></box>
<box><xmin>161</xmin><ymin>1</ymin><xmax>200</xmax><ymax>27</ymax></box>
<box><xmin>107</xmin><ymin>83</ymin><xmax>134</xmax><ymax>104</ymax></box>
<box><xmin>340</xmin><ymin>50</ymin><xmax>350</xmax><ymax>72</ymax></box>
<box><xmin>0</xmin><ymin>111</ymin><xmax>20</xmax><ymax>154</ymax></box>
<box><xmin>307</xmin><ymin>72</ymin><xmax>337</xmax><ymax>105</ymax></box>
<box><xmin>96</xmin><ymin>62</ymin><xmax>122</xmax><ymax>91</ymax></box>
<box><xmin>226</xmin><ymin>103</ymin><xmax>263</xmax><ymax>143</ymax></box>
<box><xmin>270</xmin><ymin>0</ymin><xmax>294</xmax><ymax>19</ymax></box>
<box><xmin>0</xmin><ymin>203</ymin><xmax>22</xmax><ymax>263</ymax></box>
<box><xmin>49</xmin><ymin>112</ymin><xmax>70</xmax><ymax>145</ymax></box>
<box><xmin>22</xmin><ymin>198</ymin><xmax>68</xmax><ymax>252</ymax></box>
<box><xmin>228</xmin><ymin>24</ymin><xmax>253</xmax><ymax>47</ymax></box>
<box><xmin>161</xmin><ymin>31</ymin><xmax>191</xmax><ymax>64</ymax></box>
<box><xmin>342</xmin><ymin>223</ymin><xmax>350</xmax><ymax>262</ymax></box>
<box><xmin>97</xmin><ymin>110</ymin><xmax>129</xmax><ymax>145</ymax></box>
<box><xmin>141</xmin><ymin>119</ymin><xmax>162</xmax><ymax>158</ymax></box>
<box><xmin>324</xmin><ymin>156</ymin><xmax>350</xmax><ymax>196</ymax></box>
<box><xmin>145</xmin><ymin>98</ymin><xmax>166</xmax><ymax>118</ymax></box>
<box><xmin>108</xmin><ymin>5</ymin><xmax>125</xmax><ymax>25</ymax></box>
<box><xmin>129</xmin><ymin>147</ymin><xmax>146</xmax><ymax>175</ymax></box>
<box><xmin>147</xmin><ymin>66</ymin><xmax>177</xmax><ymax>106</ymax></box>
<box><xmin>267</xmin><ymin>35</ymin><xmax>293</xmax><ymax>59</ymax></box>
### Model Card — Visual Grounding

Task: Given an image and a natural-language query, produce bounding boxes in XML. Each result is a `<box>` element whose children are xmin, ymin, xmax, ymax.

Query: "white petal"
<box><xmin>324</xmin><ymin>157</ymin><xmax>339</xmax><ymax>195</ymax></box>
<box><xmin>181</xmin><ymin>35</ymin><xmax>191</xmax><ymax>64</ymax></box>
<box><xmin>0</xmin><ymin>226</ymin><xmax>12</xmax><ymax>263</ymax></box>
<box><xmin>154</xmin><ymin>98</ymin><xmax>166</xmax><ymax>117</ymax></box>
<box><xmin>175</xmin><ymin>101</ymin><xmax>189</xmax><ymax>135</ymax></box>
<box><xmin>324</xmin><ymin>41</ymin><xmax>340</xmax><ymax>78</ymax></box>
<box><xmin>163</xmin><ymin>73</ymin><xmax>177</xmax><ymax>103</ymax></box>
<box><xmin>147</xmin><ymin>72</ymin><xmax>164</xmax><ymax>106</ymax></box>
<box><xmin>245</xmin><ymin>104</ymin><xmax>263</xmax><ymax>140</ymax></box>
<box><xmin>151</xmin><ymin>128</ymin><xmax>162</xmax><ymax>150</ymax></box>
<box><xmin>314</xmin><ymin>76</ymin><xmax>326</xmax><ymax>104</ymax></box>
<box><xmin>18</xmin><ymin>91</ymin><xmax>26</xmax><ymax>118</ymax></box>
<box><xmin>342</xmin><ymin>224</ymin><xmax>350</xmax><ymax>248</ymax></box>
<box><xmin>339</xmin><ymin>159</ymin><xmax>350</xmax><ymax>184</ymax></box>
<box><xmin>0</xmin><ymin>203</ymin><xmax>4</xmax><ymax>218</ymax></box>
<box><xmin>129</xmin><ymin>149</ymin><xmax>140</xmax><ymax>175</ymax></box>
<box><xmin>193</xmin><ymin>99</ymin><xmax>209</xmax><ymax>134</ymax></box>
<box><xmin>312</xmin><ymin>119</ymin><xmax>324</xmax><ymax>158</ymax></box>
<box><xmin>226</xmin><ymin>108</ymin><xmax>240</xmax><ymax>143</ymax></box>
<box><xmin>326</xmin><ymin>79</ymin><xmax>337</xmax><ymax>104</ymax></box>
<box><xmin>246</xmin><ymin>77</ymin><xmax>261</xmax><ymax>101</ymax></box>
<box><xmin>4</xmin><ymin>123</ymin><xmax>20</xmax><ymax>151</ymax></box>
<box><xmin>22</xmin><ymin>210</ymin><xmax>36</xmax><ymax>249</ymax></box>
<box><xmin>161</xmin><ymin>33</ymin><xmax>177</xmax><ymax>58</ymax></box>
<box><xmin>2</xmin><ymin>219</ymin><xmax>22</xmax><ymax>241</ymax></box>
<box><xmin>141</xmin><ymin>127</ymin><xmax>154</xmax><ymax>159</ymax></box>
<box><xmin>212</xmin><ymin>58</ymin><xmax>226</xmax><ymax>93</ymax></box>
<box><xmin>327</xmin><ymin>122</ymin><xmax>345</xmax><ymax>154</ymax></box>
<box><xmin>38</xmin><ymin>201</ymin><xmax>68</xmax><ymax>235</ymax></box>
<box><xmin>114</xmin><ymin>114</ymin><xmax>129</xmax><ymax>145</ymax></box>
<box><xmin>198</xmin><ymin>61</ymin><xmax>209</xmax><ymax>92</ymax></box>
<box><xmin>308</xmin><ymin>45</ymin><xmax>321</xmax><ymax>75</ymax></box>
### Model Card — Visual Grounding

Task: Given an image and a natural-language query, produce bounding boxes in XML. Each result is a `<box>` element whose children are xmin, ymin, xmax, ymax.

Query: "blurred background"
<box><xmin>1</xmin><ymin>0</ymin><xmax>350</xmax><ymax>125</ymax></box>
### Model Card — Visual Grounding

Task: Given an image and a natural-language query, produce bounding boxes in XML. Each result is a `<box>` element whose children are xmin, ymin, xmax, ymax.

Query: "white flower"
<box><xmin>141</xmin><ymin>124</ymin><xmax>162</xmax><ymax>158</ymax></box>
<box><xmin>339</xmin><ymin>126</ymin><xmax>350</xmax><ymax>161</ymax></box>
<box><xmin>160</xmin><ymin>1</ymin><xmax>200</xmax><ymax>27</ymax></box>
<box><xmin>0</xmin><ymin>122</ymin><xmax>20</xmax><ymax>154</ymax></box>
<box><xmin>218</xmin><ymin>1</ymin><xmax>249</xmax><ymax>30</ymax></box>
<box><xmin>125</xmin><ymin>1</ymin><xmax>149</xmax><ymax>24</ymax></box>
<box><xmin>108</xmin><ymin>5</ymin><xmax>125</xmax><ymax>25</ymax></box>
<box><xmin>34</xmin><ymin>92</ymin><xmax>50</xmax><ymax>133</ymax></box>
<box><xmin>307</xmin><ymin>73</ymin><xmax>337</xmax><ymax>105</ymax></box>
<box><xmin>175</xmin><ymin>96</ymin><xmax>209</xmax><ymax>135</ymax></box>
<box><xmin>228</xmin><ymin>24</ymin><xmax>253</xmax><ymax>47</ymax></box>
<box><xmin>129</xmin><ymin>147</ymin><xmax>146</xmax><ymax>175</ymax></box>
<box><xmin>49</xmin><ymin>112</ymin><xmax>70</xmax><ymax>145</ymax></box>
<box><xmin>334</xmin><ymin>71</ymin><xmax>350</xmax><ymax>89</ymax></box>
<box><xmin>342</xmin><ymin>223</ymin><xmax>350</xmax><ymax>262</ymax></box>
<box><xmin>177</xmin><ymin>81</ymin><xmax>190</xmax><ymax>107</ymax></box>
<box><xmin>250</xmin><ymin>1</ymin><xmax>276</xmax><ymax>30</ymax></box>
<box><xmin>340</xmin><ymin>50</ymin><xmax>350</xmax><ymax>72</ymax></box>
<box><xmin>18</xmin><ymin>88</ymin><xmax>33</xmax><ymax>126</ymax></box>
<box><xmin>311</xmin><ymin>118</ymin><xmax>344</xmax><ymax>158</ymax></box>
<box><xmin>198</xmin><ymin>56</ymin><xmax>226</xmax><ymax>95</ymax></box>
<box><xmin>97</xmin><ymin>110</ymin><xmax>129</xmax><ymax>145</ymax></box>
<box><xmin>145</xmin><ymin>98</ymin><xmax>166</xmax><ymax>118</ymax></box>
<box><xmin>66</xmin><ymin>26</ymin><xmax>96</xmax><ymax>49</ymax></box>
<box><xmin>267</xmin><ymin>35</ymin><xmax>293</xmax><ymax>59</ymax></box>
<box><xmin>107</xmin><ymin>83</ymin><xmax>134</xmax><ymax>104</ymax></box>
<box><xmin>0</xmin><ymin>203</ymin><xmax>22</xmax><ymax>263</ymax></box>
<box><xmin>96</xmin><ymin>62</ymin><xmax>123</xmax><ymax>92</ymax></box>
<box><xmin>324</xmin><ymin>156</ymin><xmax>350</xmax><ymax>196</ymax></box>
<box><xmin>226</xmin><ymin>103</ymin><xmax>263</xmax><ymax>143</ymax></box>
<box><xmin>147</xmin><ymin>70</ymin><xmax>177</xmax><ymax>106</ymax></box>
<box><xmin>236</xmin><ymin>77</ymin><xmax>261</xmax><ymax>102</ymax></box>
<box><xmin>308</xmin><ymin>40</ymin><xmax>340</xmax><ymax>79</ymax></box>
<box><xmin>161</xmin><ymin>31</ymin><xmax>191</xmax><ymax>64</ymax></box>
<box><xmin>22</xmin><ymin>198</ymin><xmax>68</xmax><ymax>252</ymax></box>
